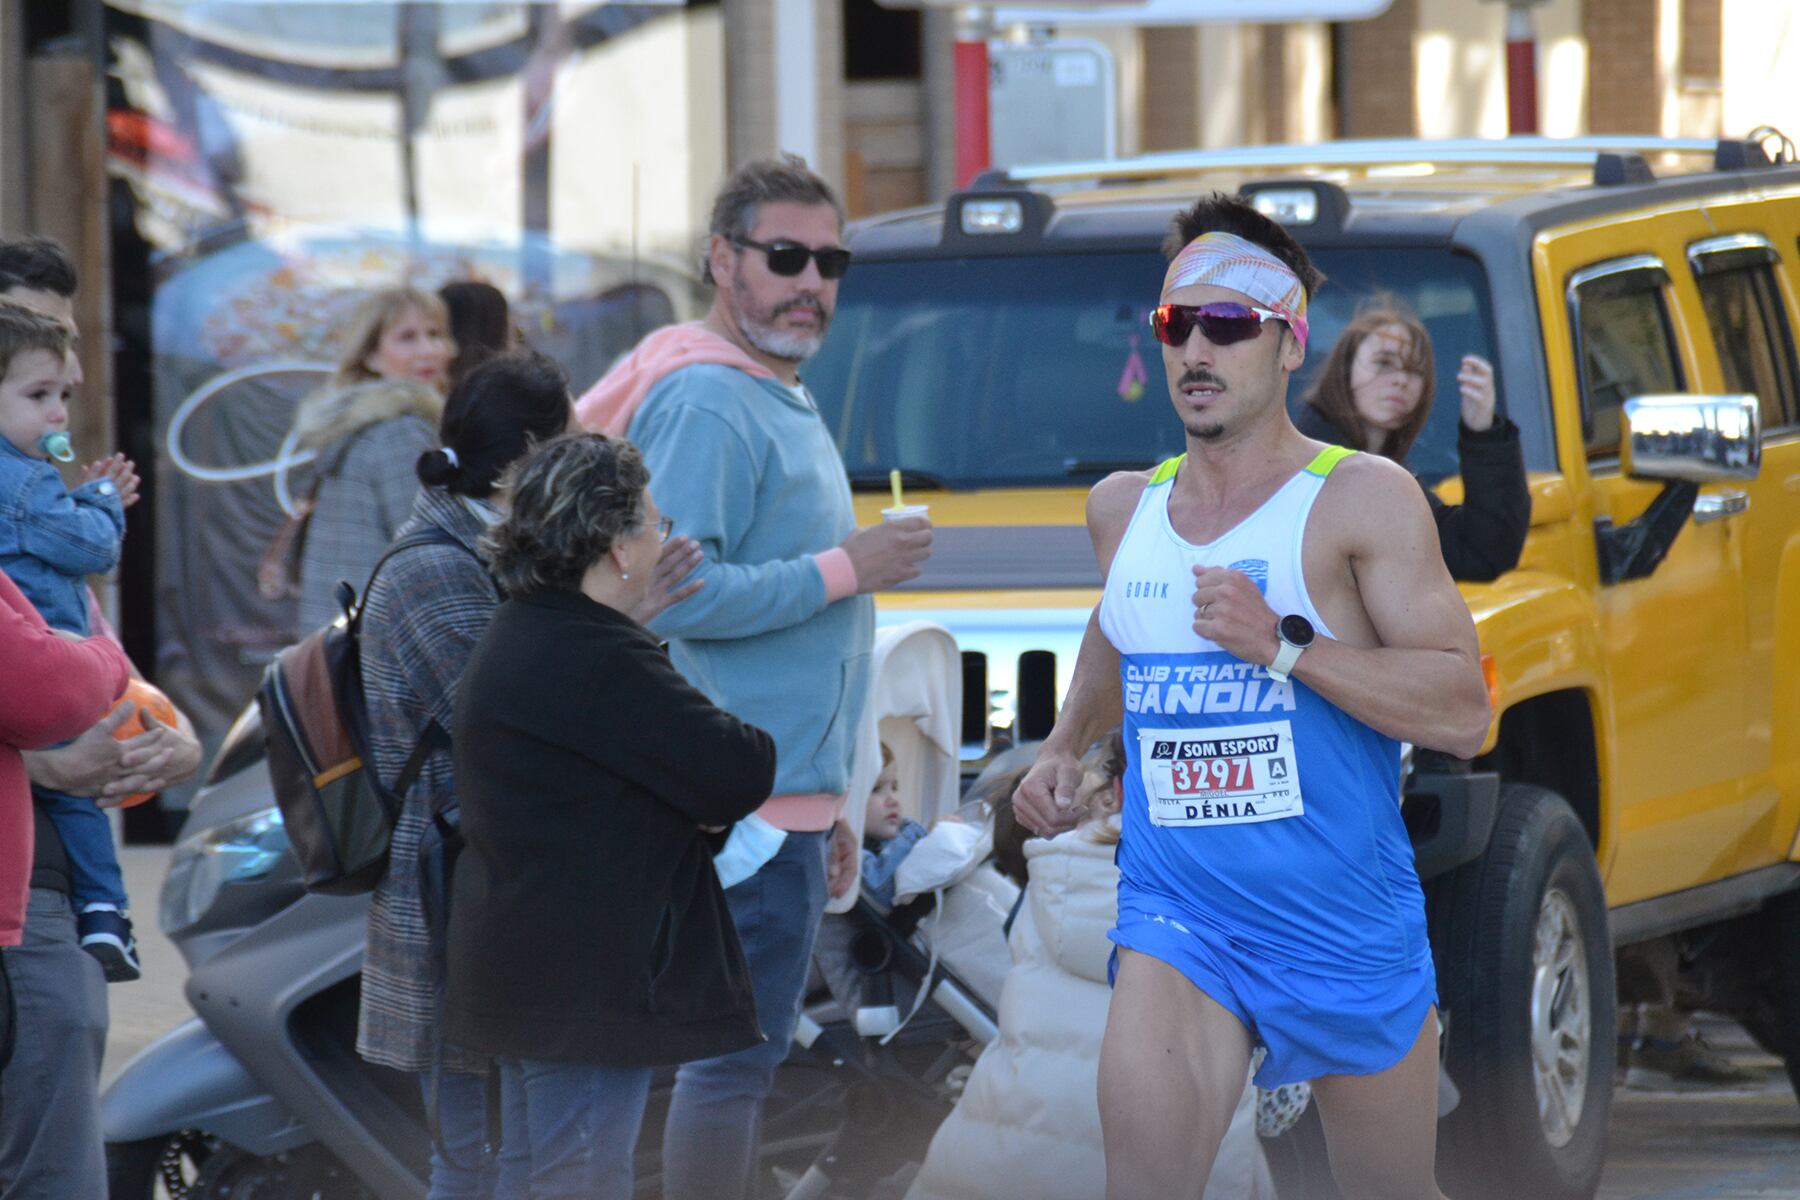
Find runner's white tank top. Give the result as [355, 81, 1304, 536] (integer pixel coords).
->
[1098, 447, 1429, 977]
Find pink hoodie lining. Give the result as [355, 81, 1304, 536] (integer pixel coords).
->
[574, 321, 775, 436]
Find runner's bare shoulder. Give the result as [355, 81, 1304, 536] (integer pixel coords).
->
[1087, 469, 1153, 574]
[1314, 450, 1438, 556]
[1087, 469, 1151, 533]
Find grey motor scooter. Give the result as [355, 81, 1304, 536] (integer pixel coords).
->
[102, 705, 411, 1197]
[102, 704, 956, 1199]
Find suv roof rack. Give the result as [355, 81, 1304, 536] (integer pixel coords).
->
[1000, 136, 1760, 188]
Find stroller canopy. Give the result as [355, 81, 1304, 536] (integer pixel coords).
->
[831, 621, 963, 914]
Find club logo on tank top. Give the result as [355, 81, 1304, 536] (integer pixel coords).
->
[1123, 659, 1296, 716]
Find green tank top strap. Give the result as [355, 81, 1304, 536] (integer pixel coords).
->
[1304, 445, 1356, 477]
[1148, 454, 1186, 485]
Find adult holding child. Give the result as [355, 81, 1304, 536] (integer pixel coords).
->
[445, 432, 775, 1200]
[576, 155, 932, 1200]
[1, 234, 204, 1200]
[284, 285, 453, 630]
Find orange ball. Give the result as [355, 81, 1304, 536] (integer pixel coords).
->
[108, 679, 180, 808]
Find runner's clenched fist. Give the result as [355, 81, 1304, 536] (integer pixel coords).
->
[1191, 564, 1279, 667]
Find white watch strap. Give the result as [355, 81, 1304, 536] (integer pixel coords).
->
[1268, 639, 1304, 683]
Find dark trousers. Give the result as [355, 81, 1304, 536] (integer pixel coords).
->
[0, 889, 108, 1199]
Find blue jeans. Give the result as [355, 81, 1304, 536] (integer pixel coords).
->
[35, 790, 128, 912]
[661, 830, 829, 1200]
[418, 1069, 528, 1200]
[498, 1057, 653, 1200]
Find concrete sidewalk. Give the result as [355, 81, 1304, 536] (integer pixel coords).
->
[102, 846, 192, 1089]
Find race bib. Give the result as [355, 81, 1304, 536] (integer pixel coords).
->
[1137, 720, 1304, 827]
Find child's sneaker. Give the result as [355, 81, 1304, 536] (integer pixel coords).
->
[78, 906, 142, 983]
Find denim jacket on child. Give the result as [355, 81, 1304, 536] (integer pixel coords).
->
[861, 819, 929, 907]
[0, 436, 124, 635]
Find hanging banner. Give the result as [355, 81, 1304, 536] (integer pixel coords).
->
[105, 1, 725, 779]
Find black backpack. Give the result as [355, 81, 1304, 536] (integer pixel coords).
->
[258, 527, 467, 895]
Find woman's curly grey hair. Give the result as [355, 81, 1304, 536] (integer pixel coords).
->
[482, 432, 650, 597]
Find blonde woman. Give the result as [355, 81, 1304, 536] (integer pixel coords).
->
[286, 287, 453, 629]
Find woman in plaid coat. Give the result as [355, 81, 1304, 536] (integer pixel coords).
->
[355, 349, 703, 1197]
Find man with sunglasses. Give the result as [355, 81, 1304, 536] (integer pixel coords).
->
[1013, 193, 1490, 1200]
[579, 156, 931, 1200]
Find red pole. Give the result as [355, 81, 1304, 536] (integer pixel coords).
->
[954, 36, 991, 188]
[1505, 3, 1539, 136]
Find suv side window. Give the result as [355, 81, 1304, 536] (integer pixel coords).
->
[1689, 234, 1799, 431]
[1568, 257, 1683, 460]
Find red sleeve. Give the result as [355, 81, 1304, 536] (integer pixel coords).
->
[0, 569, 131, 750]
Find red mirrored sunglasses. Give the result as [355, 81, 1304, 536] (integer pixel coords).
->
[1149, 302, 1283, 348]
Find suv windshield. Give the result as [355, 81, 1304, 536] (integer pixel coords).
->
[805, 247, 1495, 488]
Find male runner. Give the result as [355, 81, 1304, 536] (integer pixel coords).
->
[1013, 193, 1490, 1200]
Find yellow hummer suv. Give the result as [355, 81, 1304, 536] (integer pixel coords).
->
[804, 134, 1800, 1200]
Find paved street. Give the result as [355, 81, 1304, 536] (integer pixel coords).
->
[102, 847, 1800, 1198]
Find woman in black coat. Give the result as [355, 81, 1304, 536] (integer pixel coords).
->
[446, 432, 776, 1200]
[1295, 299, 1530, 582]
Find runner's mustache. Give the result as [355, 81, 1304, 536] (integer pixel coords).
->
[1179, 370, 1224, 390]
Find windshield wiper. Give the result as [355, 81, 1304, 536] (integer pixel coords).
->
[848, 468, 952, 492]
[1064, 458, 1156, 476]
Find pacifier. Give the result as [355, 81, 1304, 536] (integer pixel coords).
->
[37, 431, 74, 462]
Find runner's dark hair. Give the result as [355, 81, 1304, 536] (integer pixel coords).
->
[1163, 192, 1325, 303]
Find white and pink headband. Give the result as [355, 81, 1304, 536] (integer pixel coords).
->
[1162, 231, 1310, 351]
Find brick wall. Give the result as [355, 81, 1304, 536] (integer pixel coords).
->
[1338, 0, 1417, 137]
[1681, 0, 1721, 82]
[1140, 29, 1200, 152]
[1585, 0, 1661, 133]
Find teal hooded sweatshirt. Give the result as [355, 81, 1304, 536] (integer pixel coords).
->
[629, 364, 875, 812]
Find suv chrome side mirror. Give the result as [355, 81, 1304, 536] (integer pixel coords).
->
[1622, 393, 1761, 483]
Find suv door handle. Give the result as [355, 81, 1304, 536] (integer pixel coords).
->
[1694, 490, 1750, 523]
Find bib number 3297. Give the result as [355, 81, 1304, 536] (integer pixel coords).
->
[1138, 719, 1304, 827]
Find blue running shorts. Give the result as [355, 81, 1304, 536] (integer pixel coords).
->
[1109, 894, 1437, 1088]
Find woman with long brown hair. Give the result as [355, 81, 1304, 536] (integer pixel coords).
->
[284, 286, 454, 629]
[1295, 297, 1529, 582]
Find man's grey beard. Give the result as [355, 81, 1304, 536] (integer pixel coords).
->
[741, 317, 827, 362]
[734, 279, 830, 362]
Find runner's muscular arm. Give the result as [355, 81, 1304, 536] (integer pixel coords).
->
[1193, 460, 1490, 757]
[1012, 471, 1141, 836]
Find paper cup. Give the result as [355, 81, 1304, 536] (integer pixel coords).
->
[881, 504, 930, 523]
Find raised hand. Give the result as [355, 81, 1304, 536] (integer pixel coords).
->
[1457, 355, 1497, 432]
[629, 534, 705, 625]
[84, 453, 142, 509]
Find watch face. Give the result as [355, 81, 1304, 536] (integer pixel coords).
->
[1279, 614, 1316, 647]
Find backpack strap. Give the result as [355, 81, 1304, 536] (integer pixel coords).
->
[339, 525, 488, 628]
[392, 720, 451, 802]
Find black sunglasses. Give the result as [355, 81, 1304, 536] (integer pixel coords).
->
[734, 237, 852, 280]
[1149, 302, 1283, 348]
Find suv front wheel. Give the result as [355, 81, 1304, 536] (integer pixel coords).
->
[1430, 783, 1616, 1200]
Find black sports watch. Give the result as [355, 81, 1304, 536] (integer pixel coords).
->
[1269, 614, 1316, 683]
